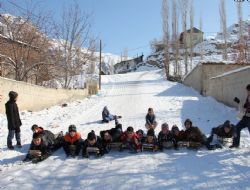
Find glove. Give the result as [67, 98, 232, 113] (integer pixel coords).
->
[234, 97, 240, 104]
[32, 158, 41, 163]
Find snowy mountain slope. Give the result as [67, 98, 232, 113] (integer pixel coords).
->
[0, 69, 250, 189]
[147, 19, 250, 75]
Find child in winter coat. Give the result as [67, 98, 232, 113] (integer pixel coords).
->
[24, 133, 52, 163]
[145, 108, 158, 130]
[121, 126, 141, 152]
[63, 125, 82, 157]
[230, 84, 250, 148]
[100, 123, 123, 153]
[82, 130, 104, 158]
[142, 129, 158, 152]
[183, 119, 207, 148]
[158, 123, 175, 150]
[31, 124, 63, 151]
[102, 106, 122, 123]
[207, 120, 234, 148]
[136, 129, 145, 144]
[6, 91, 22, 150]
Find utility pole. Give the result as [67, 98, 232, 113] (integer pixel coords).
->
[99, 40, 102, 90]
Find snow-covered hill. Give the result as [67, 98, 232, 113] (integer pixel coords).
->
[147, 19, 250, 75]
[0, 69, 249, 189]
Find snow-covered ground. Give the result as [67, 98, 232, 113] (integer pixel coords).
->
[0, 69, 250, 190]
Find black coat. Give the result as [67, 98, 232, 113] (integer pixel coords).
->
[211, 125, 234, 138]
[102, 107, 110, 121]
[244, 96, 250, 115]
[145, 114, 156, 125]
[36, 127, 58, 150]
[5, 98, 22, 130]
[25, 140, 51, 162]
[82, 136, 104, 156]
[100, 125, 122, 143]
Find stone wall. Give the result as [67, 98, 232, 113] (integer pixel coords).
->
[207, 66, 250, 107]
[0, 77, 89, 113]
[182, 62, 249, 107]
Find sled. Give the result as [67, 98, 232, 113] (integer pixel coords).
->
[162, 141, 174, 149]
[28, 150, 42, 157]
[177, 141, 202, 149]
[217, 137, 232, 145]
[86, 147, 100, 153]
[84, 147, 101, 158]
[141, 143, 156, 152]
[108, 142, 123, 149]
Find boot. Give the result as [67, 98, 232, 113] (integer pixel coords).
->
[8, 144, 15, 150]
[17, 142, 22, 148]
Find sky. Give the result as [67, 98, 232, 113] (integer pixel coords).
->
[1, 0, 250, 58]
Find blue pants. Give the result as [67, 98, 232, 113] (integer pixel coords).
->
[7, 129, 21, 146]
[233, 116, 250, 146]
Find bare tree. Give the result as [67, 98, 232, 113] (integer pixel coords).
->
[219, 0, 228, 60]
[180, 0, 189, 74]
[236, 2, 245, 63]
[53, 2, 96, 88]
[161, 0, 170, 78]
[189, 0, 194, 71]
[172, 0, 180, 76]
[199, 13, 204, 60]
[0, 3, 53, 83]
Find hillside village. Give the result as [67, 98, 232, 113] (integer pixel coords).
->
[0, 12, 249, 88]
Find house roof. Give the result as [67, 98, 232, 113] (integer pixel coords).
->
[185, 27, 203, 33]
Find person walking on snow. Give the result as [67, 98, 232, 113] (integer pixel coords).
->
[6, 91, 22, 150]
[230, 84, 250, 148]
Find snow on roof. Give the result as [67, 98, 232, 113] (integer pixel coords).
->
[185, 27, 203, 33]
[200, 60, 235, 65]
[211, 65, 250, 79]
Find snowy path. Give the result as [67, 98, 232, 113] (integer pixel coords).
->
[0, 69, 250, 190]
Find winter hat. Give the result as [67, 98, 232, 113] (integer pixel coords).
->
[246, 84, 250, 91]
[68, 125, 77, 132]
[223, 120, 231, 129]
[161, 123, 169, 129]
[33, 132, 42, 139]
[127, 126, 134, 133]
[136, 129, 144, 135]
[184, 119, 192, 126]
[116, 123, 122, 130]
[9, 91, 18, 101]
[31, 124, 39, 131]
[171, 125, 179, 133]
[148, 108, 153, 112]
[147, 129, 155, 137]
[87, 130, 96, 140]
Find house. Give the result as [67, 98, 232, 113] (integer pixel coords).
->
[114, 55, 143, 74]
[180, 27, 204, 48]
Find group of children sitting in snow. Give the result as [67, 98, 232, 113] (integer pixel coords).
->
[23, 107, 235, 163]
[5, 84, 249, 163]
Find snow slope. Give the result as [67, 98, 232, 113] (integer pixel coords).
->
[0, 69, 250, 190]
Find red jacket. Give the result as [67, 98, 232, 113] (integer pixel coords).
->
[121, 132, 140, 150]
[64, 132, 81, 145]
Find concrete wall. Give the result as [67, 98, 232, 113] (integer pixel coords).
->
[182, 64, 202, 94]
[202, 64, 243, 96]
[0, 77, 89, 113]
[183, 63, 244, 95]
[207, 67, 250, 107]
